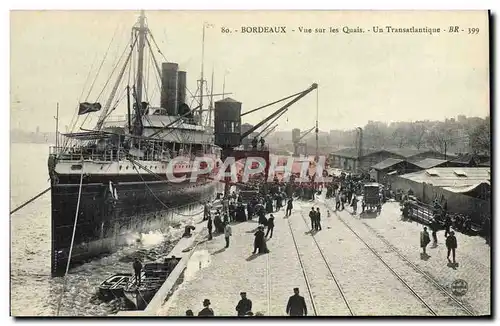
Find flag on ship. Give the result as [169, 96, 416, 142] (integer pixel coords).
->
[78, 102, 102, 115]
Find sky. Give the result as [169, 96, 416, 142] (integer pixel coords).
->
[10, 10, 490, 133]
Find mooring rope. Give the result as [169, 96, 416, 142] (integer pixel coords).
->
[128, 159, 207, 218]
[55, 164, 85, 316]
[10, 186, 51, 215]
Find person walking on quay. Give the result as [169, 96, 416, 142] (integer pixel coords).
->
[430, 218, 439, 245]
[224, 222, 232, 248]
[185, 309, 194, 316]
[444, 214, 451, 237]
[253, 226, 265, 254]
[446, 231, 458, 264]
[253, 226, 269, 254]
[266, 214, 275, 238]
[286, 288, 307, 316]
[335, 191, 341, 210]
[207, 217, 213, 241]
[286, 197, 293, 217]
[236, 292, 252, 316]
[133, 258, 142, 286]
[315, 208, 322, 231]
[420, 226, 431, 255]
[198, 299, 215, 316]
[309, 207, 316, 230]
[351, 195, 358, 215]
[203, 202, 210, 221]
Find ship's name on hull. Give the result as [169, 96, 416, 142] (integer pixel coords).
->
[241, 26, 287, 33]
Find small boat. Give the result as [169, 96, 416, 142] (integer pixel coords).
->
[98, 273, 133, 302]
[124, 257, 181, 310]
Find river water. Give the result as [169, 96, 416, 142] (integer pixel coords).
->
[10, 143, 205, 316]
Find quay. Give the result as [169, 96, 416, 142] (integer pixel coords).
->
[118, 196, 490, 317]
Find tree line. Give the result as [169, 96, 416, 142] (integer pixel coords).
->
[270, 115, 490, 156]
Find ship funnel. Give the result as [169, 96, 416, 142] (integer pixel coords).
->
[177, 71, 187, 110]
[161, 62, 179, 115]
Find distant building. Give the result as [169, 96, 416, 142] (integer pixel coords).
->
[450, 153, 490, 167]
[413, 158, 451, 169]
[369, 158, 420, 183]
[329, 147, 449, 174]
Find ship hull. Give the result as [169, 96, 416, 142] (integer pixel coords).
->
[50, 174, 217, 276]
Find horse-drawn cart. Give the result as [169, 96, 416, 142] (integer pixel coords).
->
[362, 183, 381, 213]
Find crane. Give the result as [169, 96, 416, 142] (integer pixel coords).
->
[260, 124, 278, 139]
[293, 126, 315, 157]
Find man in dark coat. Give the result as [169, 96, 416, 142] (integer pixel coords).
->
[315, 208, 322, 231]
[235, 292, 252, 316]
[207, 218, 213, 240]
[198, 299, 215, 316]
[446, 231, 458, 264]
[286, 288, 307, 316]
[420, 226, 430, 255]
[266, 214, 275, 238]
[286, 198, 293, 217]
[132, 258, 142, 286]
[308, 207, 316, 230]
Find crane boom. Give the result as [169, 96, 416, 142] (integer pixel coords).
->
[296, 126, 315, 142]
[240, 83, 318, 140]
[261, 124, 278, 139]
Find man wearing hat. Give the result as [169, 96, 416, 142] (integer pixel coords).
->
[286, 287, 307, 316]
[198, 299, 214, 316]
[235, 292, 252, 316]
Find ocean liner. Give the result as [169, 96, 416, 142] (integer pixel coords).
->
[48, 11, 220, 276]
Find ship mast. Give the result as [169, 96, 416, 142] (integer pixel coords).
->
[131, 10, 147, 136]
[208, 68, 214, 127]
[198, 23, 207, 122]
[136, 10, 146, 107]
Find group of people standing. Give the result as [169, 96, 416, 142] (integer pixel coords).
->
[308, 207, 322, 231]
[420, 226, 458, 264]
[185, 287, 308, 317]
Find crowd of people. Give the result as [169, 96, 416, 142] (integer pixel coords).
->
[171, 168, 489, 316]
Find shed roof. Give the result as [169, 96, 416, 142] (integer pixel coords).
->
[398, 167, 491, 188]
[384, 148, 433, 158]
[413, 158, 449, 169]
[371, 158, 404, 171]
[330, 147, 381, 159]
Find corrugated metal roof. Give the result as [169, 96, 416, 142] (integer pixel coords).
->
[385, 148, 432, 158]
[442, 183, 489, 193]
[371, 158, 404, 170]
[413, 158, 449, 169]
[398, 167, 490, 187]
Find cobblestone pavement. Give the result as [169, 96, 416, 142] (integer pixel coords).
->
[156, 197, 490, 317]
[315, 195, 490, 316]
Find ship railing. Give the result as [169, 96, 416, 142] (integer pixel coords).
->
[51, 145, 216, 163]
[51, 146, 122, 162]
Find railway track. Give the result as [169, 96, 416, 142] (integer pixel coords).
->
[361, 221, 476, 316]
[286, 211, 354, 316]
[320, 200, 475, 316]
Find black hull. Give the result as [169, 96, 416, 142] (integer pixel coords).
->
[50, 174, 216, 276]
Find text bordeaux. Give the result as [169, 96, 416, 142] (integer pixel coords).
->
[241, 26, 287, 33]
